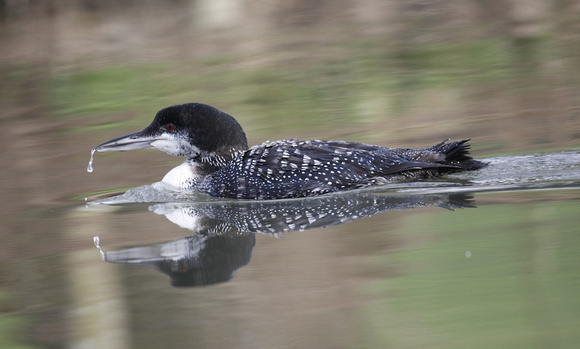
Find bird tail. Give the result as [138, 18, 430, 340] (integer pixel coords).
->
[428, 139, 487, 170]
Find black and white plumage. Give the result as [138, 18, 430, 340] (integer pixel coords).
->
[91, 103, 487, 200]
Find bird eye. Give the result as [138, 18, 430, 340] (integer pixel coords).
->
[165, 123, 176, 132]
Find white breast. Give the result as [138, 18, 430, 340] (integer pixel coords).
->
[161, 161, 200, 190]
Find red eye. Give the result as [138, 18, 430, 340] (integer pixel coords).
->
[166, 124, 175, 132]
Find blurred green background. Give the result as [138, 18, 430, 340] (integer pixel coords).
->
[2, 0, 578, 153]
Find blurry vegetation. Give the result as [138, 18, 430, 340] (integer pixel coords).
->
[47, 37, 524, 142]
[1, 0, 578, 150]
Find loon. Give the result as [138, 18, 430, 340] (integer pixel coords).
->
[90, 103, 487, 200]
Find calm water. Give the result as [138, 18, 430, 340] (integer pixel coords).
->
[1, 2, 580, 348]
[4, 151, 579, 348]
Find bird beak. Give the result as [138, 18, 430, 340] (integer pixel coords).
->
[93, 131, 162, 152]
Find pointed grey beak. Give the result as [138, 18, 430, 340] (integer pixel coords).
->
[93, 131, 162, 152]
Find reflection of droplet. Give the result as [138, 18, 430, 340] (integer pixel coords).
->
[465, 250, 472, 258]
[93, 236, 106, 260]
[87, 148, 96, 173]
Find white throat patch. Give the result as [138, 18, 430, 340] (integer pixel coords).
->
[150, 133, 201, 157]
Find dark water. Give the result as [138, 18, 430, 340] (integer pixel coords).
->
[43, 151, 575, 348]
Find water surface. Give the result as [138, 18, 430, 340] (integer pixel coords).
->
[59, 151, 580, 348]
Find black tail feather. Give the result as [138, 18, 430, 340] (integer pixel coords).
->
[429, 139, 487, 170]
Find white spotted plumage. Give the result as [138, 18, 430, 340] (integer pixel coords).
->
[192, 138, 478, 200]
[94, 103, 486, 199]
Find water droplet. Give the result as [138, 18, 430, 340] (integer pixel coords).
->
[87, 148, 96, 173]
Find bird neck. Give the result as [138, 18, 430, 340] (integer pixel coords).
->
[191, 147, 245, 170]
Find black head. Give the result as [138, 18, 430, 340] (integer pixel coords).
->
[93, 103, 248, 162]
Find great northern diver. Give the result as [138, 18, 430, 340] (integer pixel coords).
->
[90, 103, 487, 200]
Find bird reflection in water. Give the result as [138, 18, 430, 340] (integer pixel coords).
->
[93, 192, 476, 287]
